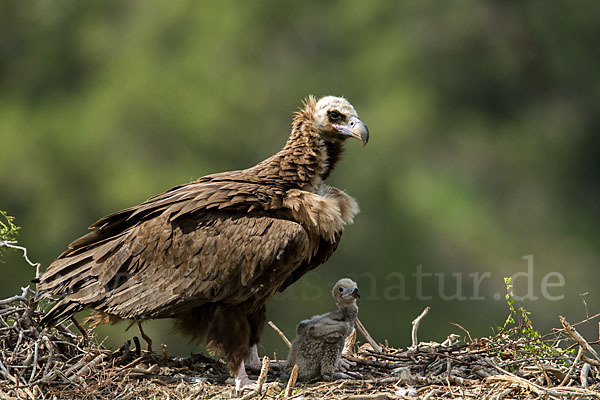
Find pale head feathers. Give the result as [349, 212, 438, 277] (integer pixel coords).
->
[332, 278, 360, 305]
[293, 95, 359, 133]
[314, 96, 358, 130]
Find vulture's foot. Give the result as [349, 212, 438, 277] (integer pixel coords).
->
[233, 361, 257, 395]
[332, 357, 362, 379]
[337, 357, 356, 370]
[234, 377, 258, 395]
[244, 344, 262, 371]
[327, 371, 362, 380]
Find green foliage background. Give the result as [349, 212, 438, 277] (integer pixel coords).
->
[1, 1, 599, 357]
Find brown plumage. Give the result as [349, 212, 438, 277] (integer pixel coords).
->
[39, 95, 369, 391]
[285, 278, 360, 381]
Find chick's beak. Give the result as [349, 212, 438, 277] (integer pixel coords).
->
[333, 116, 369, 146]
[352, 287, 361, 299]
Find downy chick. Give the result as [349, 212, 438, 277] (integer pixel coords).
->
[286, 278, 360, 381]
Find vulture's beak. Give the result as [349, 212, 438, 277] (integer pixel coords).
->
[333, 116, 369, 146]
[352, 287, 361, 299]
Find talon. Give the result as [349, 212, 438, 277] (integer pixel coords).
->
[332, 371, 362, 380]
[337, 357, 356, 370]
[234, 361, 258, 395]
[235, 377, 258, 395]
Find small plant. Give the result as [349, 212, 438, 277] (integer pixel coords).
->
[491, 277, 575, 364]
[0, 210, 19, 258]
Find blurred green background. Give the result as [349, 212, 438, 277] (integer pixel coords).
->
[2, 1, 599, 358]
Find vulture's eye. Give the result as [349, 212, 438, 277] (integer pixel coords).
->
[338, 287, 344, 293]
[328, 110, 343, 123]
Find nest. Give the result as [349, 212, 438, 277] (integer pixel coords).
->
[1, 244, 599, 399]
[1, 283, 600, 400]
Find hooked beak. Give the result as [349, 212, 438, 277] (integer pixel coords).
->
[333, 116, 369, 146]
[352, 287, 361, 299]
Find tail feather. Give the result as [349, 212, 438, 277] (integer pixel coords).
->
[39, 300, 84, 326]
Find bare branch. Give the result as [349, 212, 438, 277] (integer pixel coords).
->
[268, 320, 291, 349]
[356, 318, 382, 352]
[560, 315, 600, 362]
[411, 306, 430, 348]
[0, 241, 40, 269]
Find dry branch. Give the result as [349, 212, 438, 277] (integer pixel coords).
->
[285, 364, 298, 398]
[411, 306, 430, 348]
[355, 318, 382, 353]
[268, 320, 292, 348]
[560, 315, 600, 362]
[256, 356, 269, 394]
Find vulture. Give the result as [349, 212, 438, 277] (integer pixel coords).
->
[39, 95, 369, 392]
[285, 278, 360, 381]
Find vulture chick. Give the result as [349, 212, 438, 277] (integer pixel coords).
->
[286, 278, 360, 381]
[39, 95, 369, 393]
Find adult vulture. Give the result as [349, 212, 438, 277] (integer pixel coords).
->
[39, 95, 369, 391]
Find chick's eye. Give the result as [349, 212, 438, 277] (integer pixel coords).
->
[328, 111, 342, 123]
[338, 287, 344, 292]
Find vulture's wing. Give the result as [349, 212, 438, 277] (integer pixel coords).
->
[306, 321, 348, 343]
[278, 232, 340, 292]
[40, 178, 309, 324]
[57, 174, 286, 258]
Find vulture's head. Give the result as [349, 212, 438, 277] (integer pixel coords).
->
[332, 278, 361, 305]
[299, 95, 369, 146]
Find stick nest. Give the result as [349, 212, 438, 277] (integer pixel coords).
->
[1, 286, 599, 399]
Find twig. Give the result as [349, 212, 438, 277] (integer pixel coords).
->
[561, 346, 583, 386]
[0, 359, 18, 385]
[450, 322, 473, 343]
[422, 388, 442, 400]
[355, 318, 382, 352]
[0, 241, 40, 269]
[411, 307, 430, 348]
[161, 343, 168, 365]
[69, 353, 105, 382]
[0, 287, 30, 306]
[284, 364, 298, 399]
[571, 311, 600, 328]
[69, 316, 88, 345]
[487, 362, 600, 398]
[63, 353, 95, 378]
[581, 354, 600, 367]
[268, 320, 291, 349]
[256, 356, 269, 394]
[534, 357, 552, 387]
[28, 341, 39, 383]
[137, 322, 153, 353]
[441, 333, 460, 347]
[41, 335, 54, 382]
[343, 327, 356, 356]
[580, 362, 591, 389]
[580, 292, 590, 319]
[560, 316, 600, 362]
[345, 355, 402, 369]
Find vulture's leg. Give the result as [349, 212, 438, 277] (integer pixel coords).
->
[137, 322, 153, 353]
[245, 306, 267, 370]
[70, 316, 88, 345]
[234, 360, 258, 395]
[244, 343, 262, 370]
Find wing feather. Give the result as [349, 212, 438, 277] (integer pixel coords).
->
[41, 210, 310, 323]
